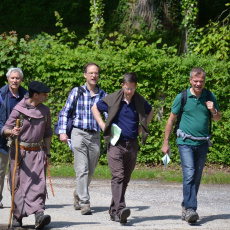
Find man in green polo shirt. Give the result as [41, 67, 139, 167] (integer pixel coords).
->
[161, 67, 221, 224]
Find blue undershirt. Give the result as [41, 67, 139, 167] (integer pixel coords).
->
[97, 98, 152, 140]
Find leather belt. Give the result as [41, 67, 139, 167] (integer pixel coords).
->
[19, 145, 43, 151]
[76, 127, 96, 133]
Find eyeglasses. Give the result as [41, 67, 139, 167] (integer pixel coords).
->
[124, 87, 136, 92]
[87, 72, 99, 76]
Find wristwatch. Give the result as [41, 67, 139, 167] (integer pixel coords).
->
[212, 108, 218, 116]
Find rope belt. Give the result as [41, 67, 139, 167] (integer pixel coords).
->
[19, 145, 43, 151]
[18, 141, 44, 151]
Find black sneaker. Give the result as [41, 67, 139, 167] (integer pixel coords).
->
[185, 208, 199, 224]
[119, 208, 131, 224]
[35, 212, 51, 229]
[12, 216, 22, 227]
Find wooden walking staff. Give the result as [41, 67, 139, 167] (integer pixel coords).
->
[46, 156, 55, 197]
[8, 119, 20, 228]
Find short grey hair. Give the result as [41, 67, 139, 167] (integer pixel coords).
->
[6, 67, 24, 79]
[190, 67, 206, 79]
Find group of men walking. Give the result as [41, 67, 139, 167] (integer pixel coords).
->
[0, 63, 221, 228]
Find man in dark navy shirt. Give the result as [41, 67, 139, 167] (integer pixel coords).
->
[92, 73, 154, 224]
[0, 68, 27, 208]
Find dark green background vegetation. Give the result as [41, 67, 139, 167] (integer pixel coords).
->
[0, 1, 229, 166]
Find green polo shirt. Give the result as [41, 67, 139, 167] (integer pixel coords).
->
[172, 87, 219, 146]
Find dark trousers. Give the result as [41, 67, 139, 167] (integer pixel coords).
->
[107, 138, 139, 216]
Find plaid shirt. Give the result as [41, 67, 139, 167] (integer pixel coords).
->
[58, 84, 107, 133]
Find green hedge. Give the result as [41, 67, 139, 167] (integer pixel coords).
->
[1, 32, 229, 165]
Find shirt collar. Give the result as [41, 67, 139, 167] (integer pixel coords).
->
[8, 90, 20, 99]
[187, 87, 206, 98]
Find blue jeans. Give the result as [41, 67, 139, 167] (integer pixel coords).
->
[178, 143, 208, 210]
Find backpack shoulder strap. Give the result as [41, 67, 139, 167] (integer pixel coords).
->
[71, 86, 85, 119]
[173, 90, 187, 133]
[204, 88, 212, 102]
[180, 90, 187, 112]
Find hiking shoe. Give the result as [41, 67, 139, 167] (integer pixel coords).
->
[110, 214, 120, 222]
[185, 208, 199, 224]
[0, 201, 3, 208]
[181, 206, 186, 220]
[35, 212, 51, 229]
[73, 190, 81, 210]
[81, 205, 92, 215]
[12, 216, 22, 227]
[119, 208, 130, 224]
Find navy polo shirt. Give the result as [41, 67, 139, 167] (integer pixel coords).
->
[97, 98, 152, 140]
[8, 90, 24, 112]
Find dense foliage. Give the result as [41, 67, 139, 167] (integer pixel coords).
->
[1, 19, 229, 165]
[0, 1, 229, 166]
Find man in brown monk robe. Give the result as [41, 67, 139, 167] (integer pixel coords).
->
[2, 81, 52, 229]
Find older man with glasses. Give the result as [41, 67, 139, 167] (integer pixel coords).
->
[58, 62, 107, 215]
[0, 67, 27, 209]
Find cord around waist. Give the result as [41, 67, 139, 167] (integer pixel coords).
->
[18, 141, 44, 151]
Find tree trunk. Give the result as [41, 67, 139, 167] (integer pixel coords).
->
[129, 0, 155, 31]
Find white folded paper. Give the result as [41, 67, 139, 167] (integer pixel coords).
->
[110, 123, 122, 146]
[162, 153, 171, 168]
[67, 139, 74, 152]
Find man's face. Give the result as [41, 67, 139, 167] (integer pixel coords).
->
[84, 65, 99, 86]
[121, 82, 137, 101]
[8, 71, 23, 92]
[36, 92, 48, 103]
[189, 72, 205, 95]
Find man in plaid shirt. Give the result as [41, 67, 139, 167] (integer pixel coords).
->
[58, 63, 107, 215]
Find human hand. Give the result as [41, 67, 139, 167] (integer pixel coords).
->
[161, 143, 170, 155]
[205, 101, 215, 114]
[59, 133, 68, 144]
[11, 127, 21, 136]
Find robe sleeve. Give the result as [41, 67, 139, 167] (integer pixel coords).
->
[43, 110, 53, 138]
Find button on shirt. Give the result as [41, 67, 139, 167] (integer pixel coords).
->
[97, 98, 152, 140]
[58, 84, 107, 133]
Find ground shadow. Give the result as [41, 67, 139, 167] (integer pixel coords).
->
[44, 221, 100, 229]
[199, 214, 230, 224]
[45, 204, 71, 209]
[91, 206, 108, 213]
[92, 205, 150, 214]
[126, 214, 181, 226]
[1, 221, 101, 230]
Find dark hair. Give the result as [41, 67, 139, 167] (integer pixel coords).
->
[190, 67, 206, 79]
[122, 73, 137, 84]
[28, 89, 39, 98]
[83, 62, 100, 74]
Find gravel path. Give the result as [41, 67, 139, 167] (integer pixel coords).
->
[0, 177, 230, 230]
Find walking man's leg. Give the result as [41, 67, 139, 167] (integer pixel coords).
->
[179, 144, 199, 223]
[0, 152, 8, 208]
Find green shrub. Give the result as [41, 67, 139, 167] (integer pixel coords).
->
[0, 29, 229, 166]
